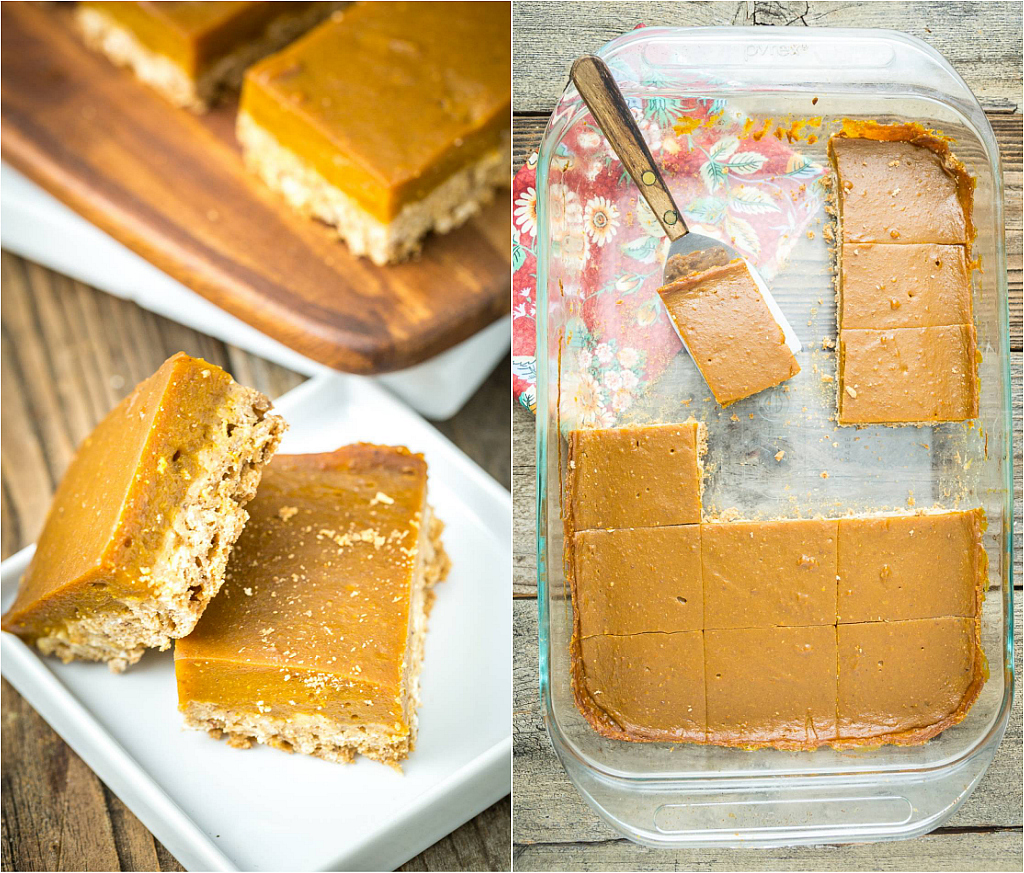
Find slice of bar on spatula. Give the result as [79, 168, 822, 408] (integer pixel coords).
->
[570, 55, 801, 406]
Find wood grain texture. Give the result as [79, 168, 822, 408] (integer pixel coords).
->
[0, 252, 511, 872]
[1, 2, 511, 375]
[515, 832, 1024, 873]
[511, 1, 1023, 868]
[401, 797, 512, 873]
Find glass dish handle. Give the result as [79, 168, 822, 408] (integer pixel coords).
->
[560, 741, 998, 847]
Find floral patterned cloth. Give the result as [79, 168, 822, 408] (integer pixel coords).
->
[512, 97, 826, 415]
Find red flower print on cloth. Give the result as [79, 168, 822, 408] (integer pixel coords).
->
[512, 92, 827, 415]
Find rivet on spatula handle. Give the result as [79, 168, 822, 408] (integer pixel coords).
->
[569, 54, 689, 242]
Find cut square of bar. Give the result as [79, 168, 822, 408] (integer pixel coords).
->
[566, 421, 705, 531]
[839, 243, 972, 330]
[575, 631, 706, 742]
[829, 134, 970, 244]
[237, 1, 510, 264]
[838, 510, 986, 623]
[838, 325, 978, 424]
[76, 2, 342, 112]
[837, 617, 984, 745]
[175, 445, 450, 767]
[1, 353, 285, 671]
[573, 526, 702, 636]
[702, 519, 838, 629]
[658, 260, 800, 406]
[705, 625, 838, 749]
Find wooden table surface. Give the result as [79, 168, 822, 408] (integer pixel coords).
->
[511, 2, 1023, 870]
[0, 256, 512, 870]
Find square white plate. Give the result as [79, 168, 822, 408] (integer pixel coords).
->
[1, 373, 511, 872]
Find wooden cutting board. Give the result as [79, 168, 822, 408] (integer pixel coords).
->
[0, 3, 510, 374]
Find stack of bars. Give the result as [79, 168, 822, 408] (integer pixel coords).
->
[1, 353, 449, 769]
[566, 423, 987, 749]
[75, 1, 511, 264]
[828, 124, 979, 425]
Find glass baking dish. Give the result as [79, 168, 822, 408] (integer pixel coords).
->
[534, 27, 1013, 848]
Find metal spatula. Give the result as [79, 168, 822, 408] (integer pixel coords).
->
[569, 54, 801, 354]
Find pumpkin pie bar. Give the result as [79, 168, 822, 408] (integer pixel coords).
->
[565, 421, 705, 532]
[175, 445, 450, 767]
[658, 259, 800, 406]
[705, 625, 838, 749]
[839, 243, 972, 330]
[838, 510, 986, 623]
[236, 1, 511, 264]
[828, 123, 978, 425]
[574, 631, 706, 743]
[76, 2, 342, 112]
[837, 617, 984, 745]
[828, 132, 972, 244]
[573, 526, 703, 636]
[838, 325, 978, 424]
[1, 353, 285, 671]
[702, 519, 838, 629]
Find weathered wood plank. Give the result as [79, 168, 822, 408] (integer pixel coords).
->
[513, 1, 1024, 114]
[400, 797, 512, 872]
[0, 253, 510, 871]
[55, 755, 120, 872]
[512, 600, 1024, 860]
[100, 786, 166, 873]
[514, 829, 1024, 872]
[1, 678, 71, 872]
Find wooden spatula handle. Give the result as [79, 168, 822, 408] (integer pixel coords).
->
[570, 54, 688, 242]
